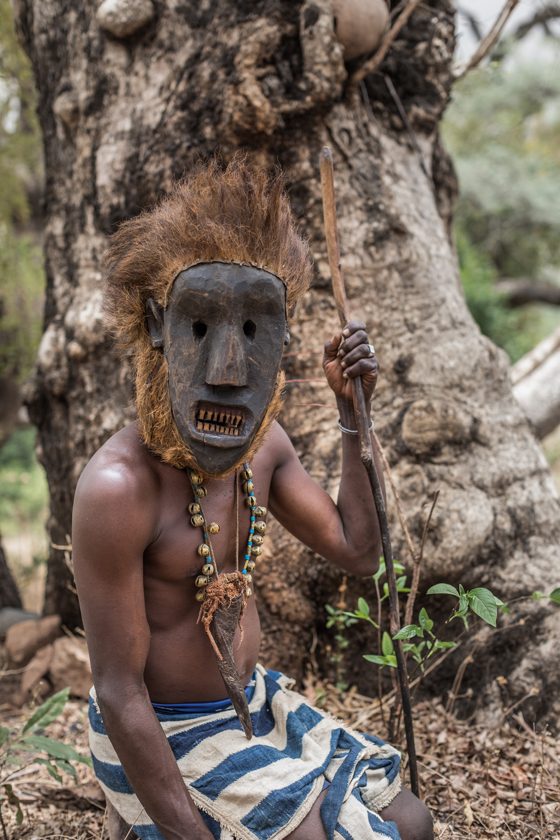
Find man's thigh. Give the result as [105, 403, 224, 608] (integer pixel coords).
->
[380, 788, 434, 840]
[284, 789, 328, 840]
[285, 786, 433, 840]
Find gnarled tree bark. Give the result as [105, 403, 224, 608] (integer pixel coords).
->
[17, 0, 560, 723]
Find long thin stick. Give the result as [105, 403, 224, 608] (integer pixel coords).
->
[454, 0, 521, 80]
[319, 146, 419, 797]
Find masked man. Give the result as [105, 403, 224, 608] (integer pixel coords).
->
[73, 157, 432, 840]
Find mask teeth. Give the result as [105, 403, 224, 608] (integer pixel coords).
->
[195, 412, 242, 436]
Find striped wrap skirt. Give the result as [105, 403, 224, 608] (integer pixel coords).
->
[88, 664, 402, 840]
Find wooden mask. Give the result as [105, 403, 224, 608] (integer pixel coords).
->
[146, 261, 288, 476]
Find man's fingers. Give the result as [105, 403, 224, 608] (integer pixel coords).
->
[324, 332, 343, 357]
[342, 357, 378, 380]
[341, 319, 366, 338]
[340, 343, 375, 368]
[337, 329, 368, 356]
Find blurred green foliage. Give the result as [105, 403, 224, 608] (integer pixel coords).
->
[0, 427, 47, 536]
[443, 60, 560, 362]
[0, 0, 44, 386]
[456, 227, 555, 363]
[0, 0, 42, 227]
[0, 1, 47, 564]
[0, 230, 44, 383]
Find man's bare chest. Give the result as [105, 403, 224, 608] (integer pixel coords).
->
[143, 464, 272, 586]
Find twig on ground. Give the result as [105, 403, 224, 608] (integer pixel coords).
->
[446, 651, 474, 715]
[454, 0, 521, 80]
[499, 686, 540, 722]
[0, 805, 9, 840]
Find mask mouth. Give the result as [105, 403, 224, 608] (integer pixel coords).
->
[194, 401, 245, 437]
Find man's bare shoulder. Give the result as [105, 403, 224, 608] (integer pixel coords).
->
[256, 421, 297, 471]
[74, 423, 160, 513]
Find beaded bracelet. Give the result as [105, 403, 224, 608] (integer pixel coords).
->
[337, 418, 374, 435]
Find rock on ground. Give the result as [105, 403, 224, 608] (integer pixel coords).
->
[4, 615, 61, 666]
[50, 635, 92, 699]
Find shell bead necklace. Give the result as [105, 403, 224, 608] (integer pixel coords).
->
[187, 463, 267, 602]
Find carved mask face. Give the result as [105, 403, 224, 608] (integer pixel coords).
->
[146, 262, 288, 476]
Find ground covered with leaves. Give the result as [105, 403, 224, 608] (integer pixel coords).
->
[0, 672, 558, 840]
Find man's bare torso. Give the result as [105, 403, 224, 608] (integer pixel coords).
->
[79, 421, 283, 703]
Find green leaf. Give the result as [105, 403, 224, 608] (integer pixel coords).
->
[21, 734, 90, 765]
[382, 631, 394, 657]
[56, 758, 78, 781]
[426, 639, 456, 658]
[434, 640, 457, 651]
[467, 588, 498, 627]
[22, 688, 69, 734]
[532, 591, 546, 600]
[0, 726, 9, 747]
[364, 653, 397, 668]
[549, 588, 560, 605]
[45, 762, 63, 783]
[418, 608, 434, 632]
[427, 583, 459, 598]
[357, 597, 370, 616]
[393, 624, 422, 641]
[363, 654, 388, 666]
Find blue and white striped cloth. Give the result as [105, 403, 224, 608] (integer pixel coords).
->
[89, 665, 401, 840]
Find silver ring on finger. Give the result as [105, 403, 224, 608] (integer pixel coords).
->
[367, 344, 376, 357]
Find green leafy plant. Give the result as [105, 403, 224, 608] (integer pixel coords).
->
[426, 583, 507, 629]
[531, 588, 560, 606]
[327, 574, 560, 682]
[325, 602, 357, 691]
[326, 564, 509, 679]
[0, 689, 91, 839]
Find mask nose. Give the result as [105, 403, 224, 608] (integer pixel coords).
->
[205, 324, 248, 387]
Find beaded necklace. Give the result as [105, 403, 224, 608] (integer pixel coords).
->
[186, 463, 265, 739]
[187, 463, 268, 604]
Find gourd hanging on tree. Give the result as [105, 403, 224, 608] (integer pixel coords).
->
[332, 0, 390, 60]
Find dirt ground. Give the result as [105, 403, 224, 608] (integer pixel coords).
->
[0, 665, 558, 840]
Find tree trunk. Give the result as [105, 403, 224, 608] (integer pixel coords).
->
[0, 539, 22, 609]
[17, 0, 560, 722]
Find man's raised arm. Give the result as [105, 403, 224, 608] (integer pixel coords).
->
[269, 320, 384, 577]
[72, 456, 213, 840]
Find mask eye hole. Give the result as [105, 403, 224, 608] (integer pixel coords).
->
[193, 321, 207, 340]
[243, 319, 256, 340]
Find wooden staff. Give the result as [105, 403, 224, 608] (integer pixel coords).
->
[319, 146, 419, 797]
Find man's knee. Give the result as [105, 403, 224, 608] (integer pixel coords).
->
[380, 788, 433, 840]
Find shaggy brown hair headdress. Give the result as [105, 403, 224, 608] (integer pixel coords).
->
[104, 154, 313, 472]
